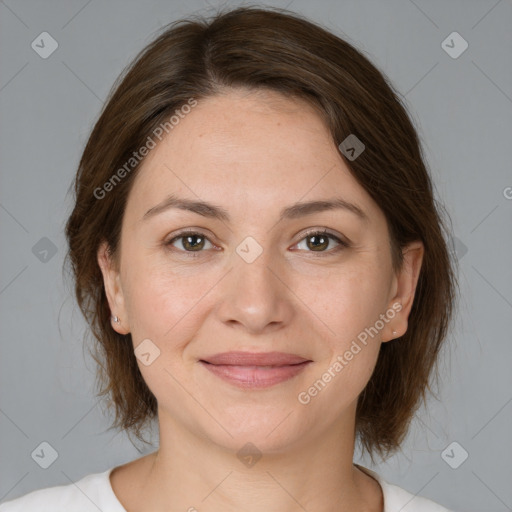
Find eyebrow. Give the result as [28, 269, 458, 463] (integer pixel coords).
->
[142, 194, 369, 223]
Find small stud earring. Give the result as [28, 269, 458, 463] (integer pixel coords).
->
[392, 330, 397, 336]
[112, 315, 119, 323]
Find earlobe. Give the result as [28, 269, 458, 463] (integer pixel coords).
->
[384, 240, 424, 342]
[97, 241, 130, 334]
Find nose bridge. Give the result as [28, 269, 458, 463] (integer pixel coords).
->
[235, 238, 276, 290]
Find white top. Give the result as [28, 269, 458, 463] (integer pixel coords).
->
[0, 464, 454, 511]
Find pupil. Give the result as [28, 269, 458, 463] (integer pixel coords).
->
[309, 235, 327, 251]
[185, 235, 203, 250]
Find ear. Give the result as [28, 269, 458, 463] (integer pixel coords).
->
[382, 240, 424, 342]
[97, 240, 130, 335]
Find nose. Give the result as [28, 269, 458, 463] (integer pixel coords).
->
[215, 244, 295, 335]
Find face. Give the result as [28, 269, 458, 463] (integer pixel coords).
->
[98, 88, 423, 454]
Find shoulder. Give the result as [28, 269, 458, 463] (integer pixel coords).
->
[356, 464, 454, 512]
[0, 468, 126, 512]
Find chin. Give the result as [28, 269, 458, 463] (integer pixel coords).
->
[199, 402, 313, 455]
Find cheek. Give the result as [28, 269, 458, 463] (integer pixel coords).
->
[297, 257, 391, 343]
[122, 264, 206, 393]
[294, 256, 390, 393]
[297, 269, 386, 414]
[121, 259, 188, 336]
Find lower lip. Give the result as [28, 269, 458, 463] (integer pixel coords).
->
[200, 361, 311, 389]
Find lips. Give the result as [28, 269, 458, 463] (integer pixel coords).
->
[199, 351, 312, 389]
[201, 351, 310, 366]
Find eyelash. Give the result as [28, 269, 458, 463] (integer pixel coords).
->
[165, 229, 349, 257]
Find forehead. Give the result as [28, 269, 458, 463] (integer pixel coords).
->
[124, 89, 383, 225]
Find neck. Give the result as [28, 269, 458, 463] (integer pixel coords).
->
[129, 406, 381, 512]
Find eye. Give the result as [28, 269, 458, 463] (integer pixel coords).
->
[293, 229, 348, 253]
[166, 231, 215, 255]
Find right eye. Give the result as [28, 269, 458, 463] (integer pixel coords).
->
[166, 231, 215, 255]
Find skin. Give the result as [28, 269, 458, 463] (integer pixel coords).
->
[98, 88, 423, 512]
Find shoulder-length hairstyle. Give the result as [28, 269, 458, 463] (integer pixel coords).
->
[65, 5, 458, 461]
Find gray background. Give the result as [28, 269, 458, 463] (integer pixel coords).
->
[1, 1, 511, 510]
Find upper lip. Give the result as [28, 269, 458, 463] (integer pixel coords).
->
[200, 351, 311, 366]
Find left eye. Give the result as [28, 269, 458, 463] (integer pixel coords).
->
[294, 230, 347, 253]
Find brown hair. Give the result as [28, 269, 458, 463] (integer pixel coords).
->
[65, 5, 458, 461]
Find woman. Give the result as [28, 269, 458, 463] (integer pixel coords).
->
[0, 6, 458, 512]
